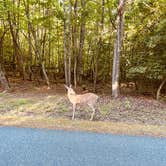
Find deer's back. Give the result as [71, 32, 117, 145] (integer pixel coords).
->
[68, 92, 98, 105]
[76, 93, 98, 104]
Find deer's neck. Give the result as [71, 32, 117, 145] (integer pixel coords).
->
[67, 92, 77, 103]
[68, 92, 76, 97]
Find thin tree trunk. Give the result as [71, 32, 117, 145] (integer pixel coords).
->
[41, 61, 50, 88]
[94, 0, 105, 91]
[0, 29, 10, 91]
[112, 0, 125, 98]
[27, 0, 33, 81]
[156, 78, 166, 100]
[0, 64, 10, 92]
[23, 0, 50, 87]
[73, 0, 78, 88]
[48, 13, 51, 73]
[106, 0, 116, 30]
[77, 0, 86, 85]
[68, 0, 72, 86]
[4, 0, 24, 79]
[63, 0, 68, 85]
[57, 21, 61, 75]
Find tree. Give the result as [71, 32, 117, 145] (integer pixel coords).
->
[0, 0, 165, 98]
[94, 0, 105, 91]
[23, 0, 50, 88]
[0, 27, 10, 91]
[4, 0, 25, 79]
[112, 0, 125, 98]
[77, 0, 86, 84]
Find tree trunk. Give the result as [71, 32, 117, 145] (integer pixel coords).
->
[78, 0, 86, 84]
[73, 0, 78, 88]
[156, 78, 166, 100]
[63, 0, 69, 85]
[27, 0, 33, 81]
[4, 0, 25, 79]
[0, 64, 10, 92]
[68, 0, 72, 86]
[112, 0, 125, 98]
[0, 29, 10, 91]
[57, 21, 62, 75]
[94, 0, 105, 91]
[41, 61, 50, 88]
[23, 0, 50, 87]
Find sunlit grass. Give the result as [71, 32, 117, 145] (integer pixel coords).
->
[5, 99, 33, 108]
[99, 104, 111, 115]
[0, 95, 70, 116]
[0, 115, 166, 138]
[0, 94, 166, 137]
[0, 93, 5, 97]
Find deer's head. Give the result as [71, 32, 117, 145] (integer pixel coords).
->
[64, 85, 76, 95]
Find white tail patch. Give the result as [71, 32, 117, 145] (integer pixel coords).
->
[64, 85, 99, 120]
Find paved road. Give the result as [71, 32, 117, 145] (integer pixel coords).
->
[0, 127, 166, 166]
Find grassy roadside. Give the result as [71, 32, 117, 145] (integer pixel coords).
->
[0, 115, 166, 138]
[0, 92, 166, 138]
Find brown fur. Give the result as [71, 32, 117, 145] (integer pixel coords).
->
[64, 85, 98, 120]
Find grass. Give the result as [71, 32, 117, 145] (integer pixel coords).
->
[100, 104, 111, 115]
[0, 115, 166, 138]
[57, 102, 69, 112]
[124, 99, 132, 109]
[8, 99, 33, 107]
[0, 93, 166, 138]
[0, 93, 5, 97]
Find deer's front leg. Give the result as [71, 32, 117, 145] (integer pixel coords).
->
[72, 103, 76, 120]
[90, 107, 95, 121]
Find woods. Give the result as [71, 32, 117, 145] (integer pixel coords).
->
[0, 0, 165, 98]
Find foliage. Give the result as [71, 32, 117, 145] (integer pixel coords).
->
[0, 0, 165, 93]
[124, 0, 166, 82]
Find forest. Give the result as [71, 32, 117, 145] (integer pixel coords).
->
[0, 0, 166, 99]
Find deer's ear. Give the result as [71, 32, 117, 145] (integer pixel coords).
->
[64, 85, 68, 89]
[69, 84, 72, 88]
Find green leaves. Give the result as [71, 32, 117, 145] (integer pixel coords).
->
[123, 0, 166, 82]
[0, 0, 165, 89]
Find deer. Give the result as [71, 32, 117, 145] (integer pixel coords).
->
[64, 85, 99, 121]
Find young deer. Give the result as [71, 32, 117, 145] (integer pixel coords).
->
[64, 85, 99, 121]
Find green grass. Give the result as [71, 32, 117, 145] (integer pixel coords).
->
[0, 93, 6, 97]
[124, 99, 132, 109]
[57, 103, 69, 112]
[0, 99, 34, 112]
[100, 104, 111, 115]
[0, 94, 166, 138]
[7, 99, 34, 107]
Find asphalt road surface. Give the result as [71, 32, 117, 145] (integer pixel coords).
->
[0, 127, 166, 166]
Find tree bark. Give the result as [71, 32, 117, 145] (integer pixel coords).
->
[73, 0, 78, 88]
[77, 0, 86, 84]
[94, 0, 105, 91]
[68, 0, 72, 86]
[23, 0, 50, 87]
[0, 30, 10, 91]
[112, 0, 125, 98]
[63, 0, 69, 85]
[156, 78, 166, 100]
[41, 61, 50, 88]
[27, 0, 33, 81]
[4, 0, 25, 79]
[0, 64, 10, 92]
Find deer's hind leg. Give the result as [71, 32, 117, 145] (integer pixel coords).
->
[88, 104, 96, 121]
[72, 103, 76, 120]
